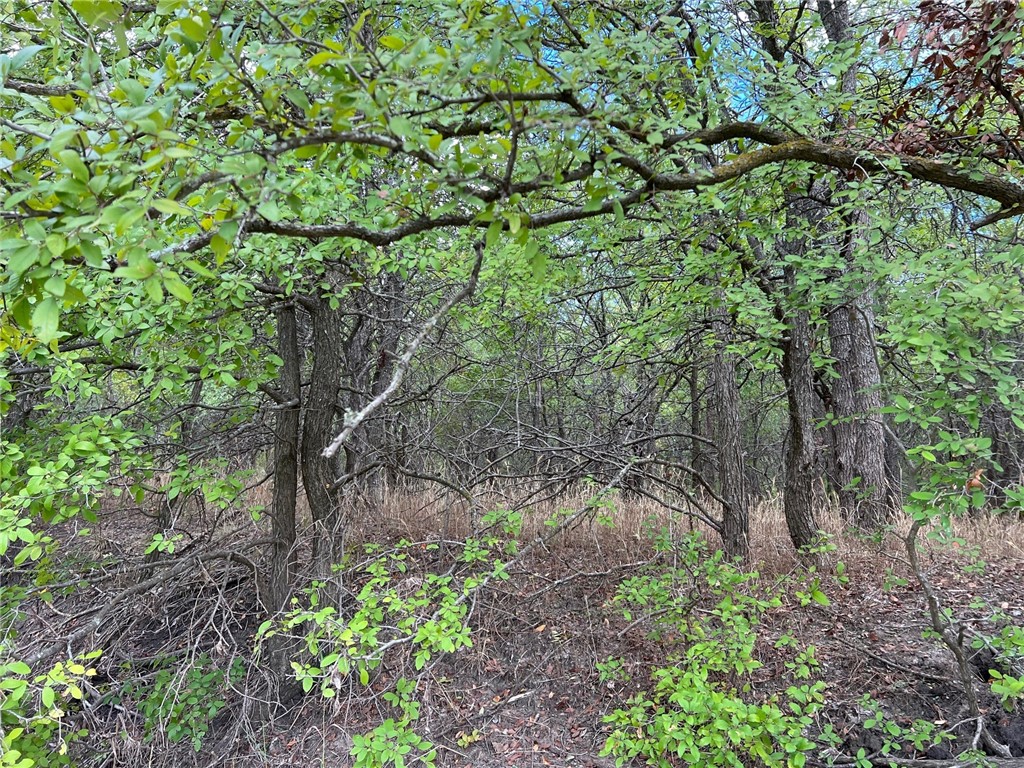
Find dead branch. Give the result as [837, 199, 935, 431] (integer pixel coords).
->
[905, 519, 1011, 758]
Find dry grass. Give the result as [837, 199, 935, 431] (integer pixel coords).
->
[237, 478, 1024, 577]
[96, 472, 1024, 583]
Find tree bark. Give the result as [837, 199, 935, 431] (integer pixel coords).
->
[781, 299, 824, 551]
[302, 292, 345, 587]
[827, 288, 895, 527]
[264, 302, 303, 707]
[268, 303, 300, 612]
[711, 311, 750, 560]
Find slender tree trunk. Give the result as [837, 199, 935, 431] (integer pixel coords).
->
[268, 303, 300, 613]
[265, 303, 302, 706]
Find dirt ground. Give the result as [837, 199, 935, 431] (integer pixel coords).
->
[221, 533, 1023, 767]
[19, 499, 1024, 768]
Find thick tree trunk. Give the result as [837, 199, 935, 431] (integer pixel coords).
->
[712, 333, 750, 560]
[781, 300, 824, 551]
[302, 293, 345, 585]
[827, 290, 895, 527]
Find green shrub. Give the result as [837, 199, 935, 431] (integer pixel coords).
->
[601, 532, 822, 768]
[135, 654, 241, 751]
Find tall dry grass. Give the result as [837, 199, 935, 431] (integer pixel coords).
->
[239, 478, 1024, 577]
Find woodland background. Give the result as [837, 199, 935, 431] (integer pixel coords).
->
[2, 1, 1024, 767]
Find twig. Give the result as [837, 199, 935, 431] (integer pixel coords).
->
[23, 542, 273, 668]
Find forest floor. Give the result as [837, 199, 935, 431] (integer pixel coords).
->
[25, 491, 1024, 768]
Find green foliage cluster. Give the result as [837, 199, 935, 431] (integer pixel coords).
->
[129, 655, 243, 751]
[601, 533, 822, 768]
[0, 651, 100, 767]
[257, 508, 519, 768]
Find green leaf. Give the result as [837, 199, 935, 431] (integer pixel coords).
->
[184, 259, 217, 278]
[45, 233, 67, 256]
[144, 275, 164, 303]
[485, 219, 503, 248]
[9, 45, 46, 73]
[151, 198, 193, 217]
[178, 16, 207, 42]
[43, 275, 66, 297]
[527, 241, 547, 281]
[379, 35, 405, 50]
[308, 51, 341, 69]
[7, 245, 38, 276]
[156, 0, 186, 13]
[31, 298, 60, 343]
[72, 0, 122, 26]
[114, 254, 156, 280]
[257, 201, 283, 222]
[388, 115, 416, 139]
[57, 149, 89, 183]
[163, 275, 194, 303]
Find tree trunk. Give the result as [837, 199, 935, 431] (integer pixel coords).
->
[264, 302, 303, 707]
[268, 303, 300, 613]
[302, 293, 345, 587]
[827, 288, 895, 527]
[711, 311, 750, 560]
[782, 299, 824, 551]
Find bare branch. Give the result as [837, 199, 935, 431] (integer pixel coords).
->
[321, 241, 485, 459]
